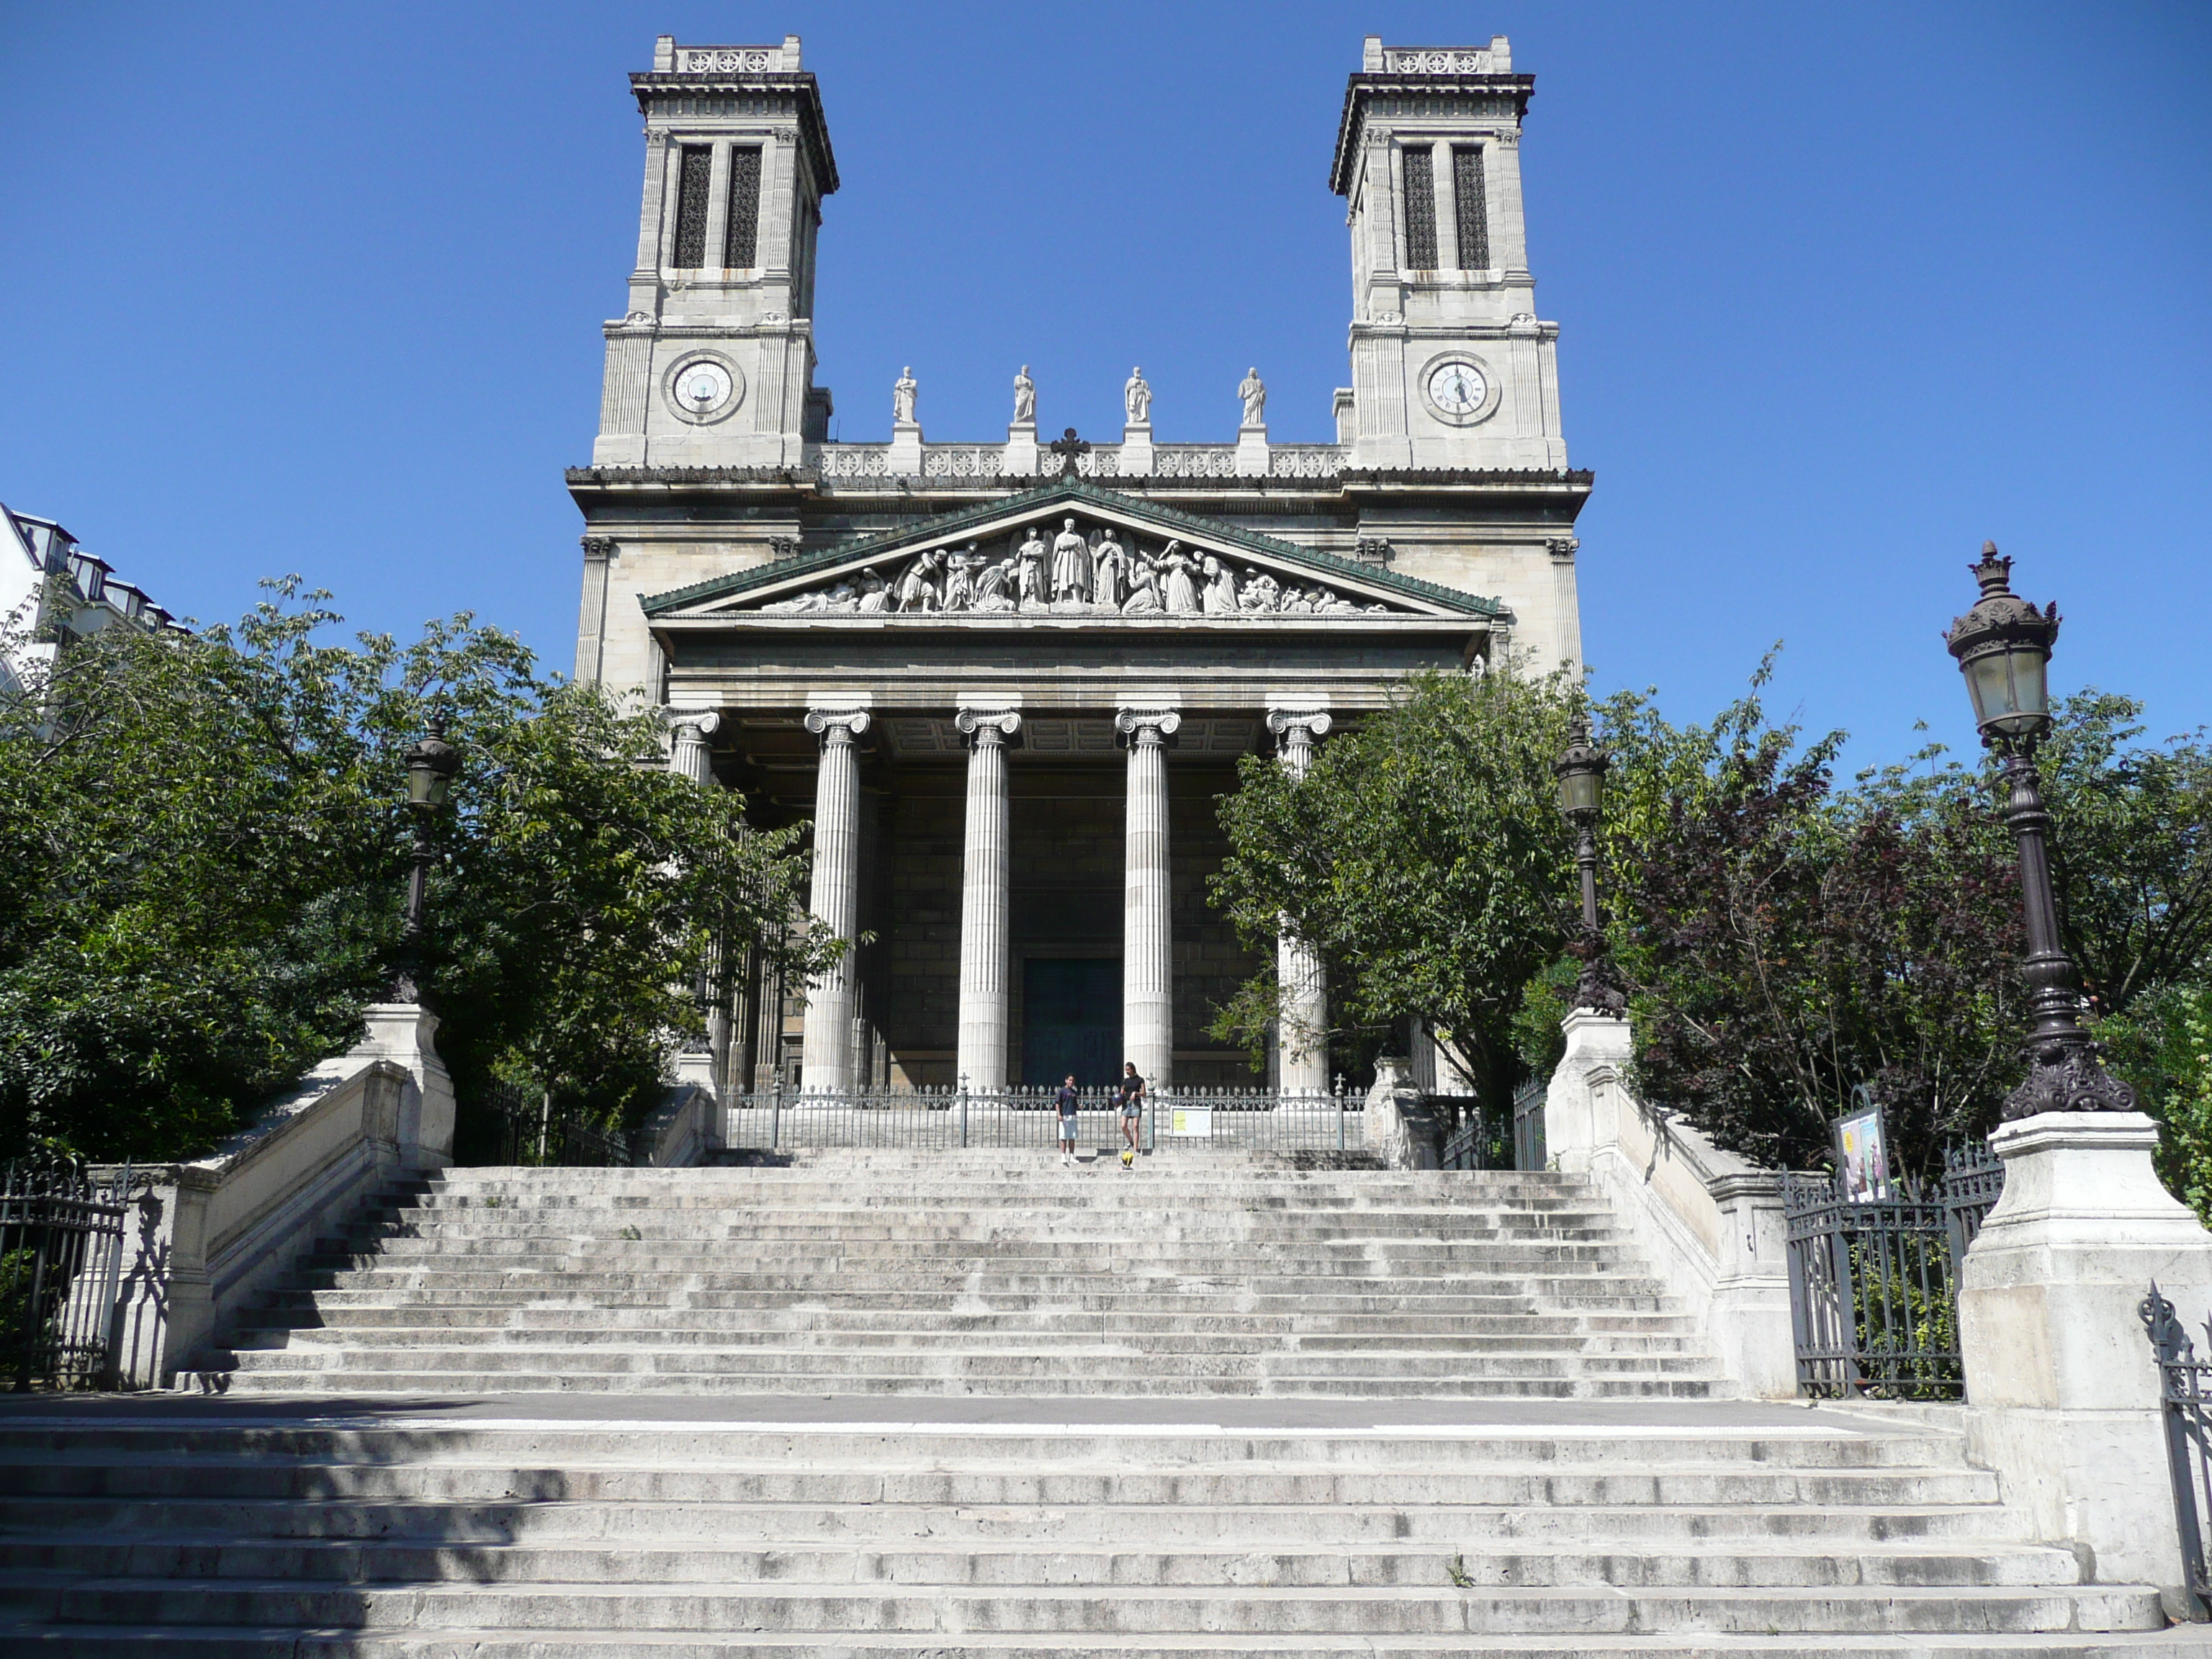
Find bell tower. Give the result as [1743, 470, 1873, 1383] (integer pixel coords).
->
[1331, 37, 1567, 472]
[593, 35, 838, 469]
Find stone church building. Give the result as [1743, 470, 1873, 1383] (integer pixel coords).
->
[567, 34, 1591, 1097]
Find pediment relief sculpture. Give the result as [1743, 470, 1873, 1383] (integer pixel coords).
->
[755, 515, 1402, 619]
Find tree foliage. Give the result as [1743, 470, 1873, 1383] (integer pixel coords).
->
[0, 583, 827, 1161]
[1210, 670, 1579, 1102]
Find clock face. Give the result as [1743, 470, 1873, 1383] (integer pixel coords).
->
[677, 362, 732, 412]
[1426, 361, 1488, 417]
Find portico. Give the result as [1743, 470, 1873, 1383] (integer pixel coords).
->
[637, 484, 1506, 1093]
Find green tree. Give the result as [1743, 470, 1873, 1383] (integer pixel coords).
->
[1210, 670, 1579, 1105]
[0, 583, 827, 1161]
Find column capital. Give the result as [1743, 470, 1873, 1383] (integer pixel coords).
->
[665, 707, 721, 739]
[1265, 708, 1333, 742]
[955, 707, 1022, 747]
[1114, 706, 1181, 745]
[803, 708, 871, 743]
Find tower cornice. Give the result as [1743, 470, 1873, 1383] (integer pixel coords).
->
[631, 71, 838, 196]
[1331, 73, 1533, 197]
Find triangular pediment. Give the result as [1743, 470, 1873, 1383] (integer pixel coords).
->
[640, 482, 1507, 624]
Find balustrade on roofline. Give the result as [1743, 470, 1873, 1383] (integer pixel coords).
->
[804, 444, 1345, 483]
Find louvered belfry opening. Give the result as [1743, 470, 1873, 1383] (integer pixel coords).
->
[724, 147, 762, 269]
[672, 145, 713, 269]
[1454, 145, 1489, 269]
[1401, 145, 1437, 269]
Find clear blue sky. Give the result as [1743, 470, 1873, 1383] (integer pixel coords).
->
[4, 2, 2206, 770]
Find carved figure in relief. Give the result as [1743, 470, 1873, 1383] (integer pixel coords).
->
[1124, 368, 1151, 424]
[1120, 554, 1162, 614]
[1158, 542, 1200, 614]
[892, 367, 918, 425]
[1239, 569, 1281, 613]
[855, 567, 892, 613]
[1092, 529, 1128, 611]
[896, 550, 941, 611]
[943, 543, 981, 611]
[1016, 529, 1048, 609]
[1200, 554, 1238, 615]
[1051, 518, 1092, 603]
[974, 556, 1017, 612]
[1012, 366, 1035, 424]
[1238, 367, 1267, 426]
[1282, 587, 1316, 616]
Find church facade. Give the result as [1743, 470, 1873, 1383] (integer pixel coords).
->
[568, 34, 1591, 1097]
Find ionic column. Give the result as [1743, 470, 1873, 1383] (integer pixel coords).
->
[954, 709, 1021, 1089]
[666, 709, 721, 784]
[1116, 707, 1180, 1086]
[799, 708, 870, 1091]
[1267, 709, 1333, 1094]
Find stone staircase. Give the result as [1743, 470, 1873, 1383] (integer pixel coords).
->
[0, 1150, 2198, 1654]
[204, 1152, 1719, 1398]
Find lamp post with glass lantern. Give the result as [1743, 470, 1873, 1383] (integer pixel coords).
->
[1553, 711, 1627, 1017]
[1944, 542, 2136, 1120]
[392, 717, 461, 1004]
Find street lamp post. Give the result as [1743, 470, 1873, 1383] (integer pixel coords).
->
[392, 716, 461, 1004]
[1944, 542, 2136, 1120]
[1553, 711, 1627, 1017]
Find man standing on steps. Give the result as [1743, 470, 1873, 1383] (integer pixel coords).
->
[1056, 1074, 1080, 1168]
[1118, 1062, 1144, 1169]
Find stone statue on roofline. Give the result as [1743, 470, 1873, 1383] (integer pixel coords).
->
[892, 366, 918, 425]
[1125, 367, 1151, 424]
[1238, 367, 1266, 427]
[1012, 366, 1035, 424]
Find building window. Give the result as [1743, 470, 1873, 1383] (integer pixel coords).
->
[724, 147, 762, 268]
[1401, 145, 1437, 269]
[672, 145, 713, 269]
[1453, 147, 1490, 270]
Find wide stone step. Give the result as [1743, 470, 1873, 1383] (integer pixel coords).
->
[6, 1575, 2163, 1635]
[0, 1535, 2093, 1590]
[297, 1269, 1676, 1297]
[9, 1627, 2203, 1658]
[0, 1496, 2035, 1545]
[282, 1287, 1688, 1316]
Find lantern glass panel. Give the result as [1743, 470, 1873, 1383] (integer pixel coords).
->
[1558, 765, 1604, 816]
[1966, 645, 2050, 739]
[408, 762, 449, 808]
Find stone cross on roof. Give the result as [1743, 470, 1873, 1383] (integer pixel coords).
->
[1047, 428, 1090, 480]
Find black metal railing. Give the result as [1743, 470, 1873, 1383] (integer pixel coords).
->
[479, 1086, 631, 1168]
[2141, 1283, 2212, 1611]
[1440, 1096, 1514, 1171]
[1, 1154, 135, 1392]
[1512, 1075, 1547, 1172]
[724, 1084, 1357, 1156]
[1782, 1140, 2005, 1401]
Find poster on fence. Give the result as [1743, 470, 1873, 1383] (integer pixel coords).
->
[1167, 1107, 1213, 1138]
[1834, 1097, 1892, 1202]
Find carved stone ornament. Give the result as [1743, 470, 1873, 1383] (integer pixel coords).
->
[1265, 709, 1334, 743]
[580, 536, 618, 558]
[665, 709, 722, 740]
[1566, 929, 1630, 1017]
[1546, 537, 1580, 562]
[750, 515, 1406, 621]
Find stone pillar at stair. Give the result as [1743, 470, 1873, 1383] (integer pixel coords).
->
[1116, 706, 1179, 1087]
[954, 708, 1020, 1089]
[799, 708, 870, 1091]
[1266, 709, 1331, 1094]
[1959, 1110, 2212, 1604]
[1542, 1007, 1630, 1174]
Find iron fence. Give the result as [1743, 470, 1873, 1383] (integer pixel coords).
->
[1, 1154, 136, 1392]
[724, 1084, 1358, 1156]
[2141, 1283, 2212, 1611]
[479, 1086, 631, 1168]
[1781, 1140, 2005, 1401]
[1440, 1096, 1513, 1171]
[1512, 1075, 1547, 1172]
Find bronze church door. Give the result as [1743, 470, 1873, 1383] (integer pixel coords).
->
[1021, 958, 1120, 1087]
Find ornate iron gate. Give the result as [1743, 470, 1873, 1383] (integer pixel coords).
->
[1781, 1141, 2005, 1400]
[1511, 1076, 1547, 1172]
[1, 1154, 135, 1392]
